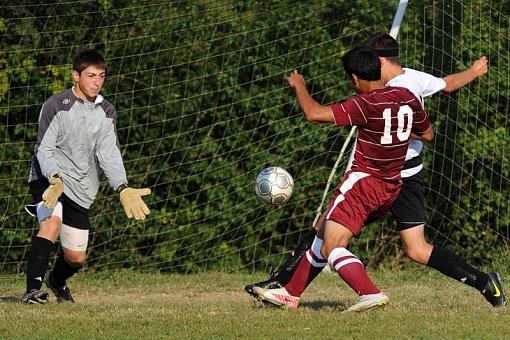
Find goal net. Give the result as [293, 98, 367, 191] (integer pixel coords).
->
[0, 0, 508, 275]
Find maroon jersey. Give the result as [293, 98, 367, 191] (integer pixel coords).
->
[331, 86, 430, 180]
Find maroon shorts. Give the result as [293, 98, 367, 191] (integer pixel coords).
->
[325, 170, 402, 236]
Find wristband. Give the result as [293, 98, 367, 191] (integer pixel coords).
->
[116, 184, 128, 194]
[51, 171, 62, 180]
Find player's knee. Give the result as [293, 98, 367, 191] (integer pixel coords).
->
[320, 245, 328, 259]
[320, 236, 350, 259]
[320, 243, 335, 259]
[64, 252, 87, 267]
[404, 245, 430, 264]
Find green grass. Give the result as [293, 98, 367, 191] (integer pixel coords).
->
[1, 267, 509, 339]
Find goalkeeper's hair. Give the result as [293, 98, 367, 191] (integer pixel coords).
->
[72, 49, 106, 74]
[342, 46, 381, 81]
[364, 32, 401, 65]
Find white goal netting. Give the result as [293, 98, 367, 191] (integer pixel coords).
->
[0, 0, 508, 275]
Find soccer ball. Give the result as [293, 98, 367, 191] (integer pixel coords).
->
[254, 167, 294, 205]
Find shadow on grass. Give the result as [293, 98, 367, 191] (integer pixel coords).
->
[245, 293, 348, 311]
[301, 300, 347, 311]
[1, 295, 22, 303]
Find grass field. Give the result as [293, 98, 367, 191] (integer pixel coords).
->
[1, 267, 509, 339]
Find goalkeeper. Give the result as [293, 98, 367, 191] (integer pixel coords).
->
[21, 48, 150, 304]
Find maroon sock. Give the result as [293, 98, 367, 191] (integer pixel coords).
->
[285, 237, 327, 297]
[328, 247, 380, 295]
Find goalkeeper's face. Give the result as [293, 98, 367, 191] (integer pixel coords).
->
[72, 65, 106, 101]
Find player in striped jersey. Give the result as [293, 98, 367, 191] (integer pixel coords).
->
[253, 46, 434, 310]
[247, 33, 505, 310]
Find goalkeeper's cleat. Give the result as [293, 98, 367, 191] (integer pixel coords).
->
[253, 286, 300, 309]
[345, 292, 389, 312]
[44, 271, 75, 303]
[482, 272, 506, 307]
[21, 289, 49, 304]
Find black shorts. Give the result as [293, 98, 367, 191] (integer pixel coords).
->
[390, 169, 426, 230]
[28, 180, 90, 230]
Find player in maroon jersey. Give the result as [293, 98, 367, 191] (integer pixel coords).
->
[248, 33, 505, 310]
[253, 46, 434, 311]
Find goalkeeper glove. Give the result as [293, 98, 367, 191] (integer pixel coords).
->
[118, 185, 151, 220]
[42, 173, 64, 209]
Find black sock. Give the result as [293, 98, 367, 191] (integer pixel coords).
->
[427, 246, 489, 292]
[26, 237, 54, 292]
[50, 252, 82, 287]
[276, 229, 317, 285]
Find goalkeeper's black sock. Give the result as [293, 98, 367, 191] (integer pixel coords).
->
[26, 236, 53, 292]
[50, 252, 82, 287]
[276, 229, 316, 285]
[427, 246, 489, 292]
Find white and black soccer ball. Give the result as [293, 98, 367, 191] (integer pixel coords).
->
[254, 167, 294, 205]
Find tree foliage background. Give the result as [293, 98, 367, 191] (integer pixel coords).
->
[0, 0, 508, 273]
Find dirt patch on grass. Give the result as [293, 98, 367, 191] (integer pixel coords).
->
[77, 288, 252, 305]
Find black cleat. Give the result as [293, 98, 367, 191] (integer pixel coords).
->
[245, 233, 315, 298]
[482, 272, 507, 307]
[21, 289, 49, 304]
[245, 268, 284, 298]
[44, 271, 75, 303]
[245, 278, 284, 297]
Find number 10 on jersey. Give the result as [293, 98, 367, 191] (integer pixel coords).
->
[380, 105, 413, 144]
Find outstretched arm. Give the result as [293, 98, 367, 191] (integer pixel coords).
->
[287, 70, 334, 123]
[442, 56, 488, 93]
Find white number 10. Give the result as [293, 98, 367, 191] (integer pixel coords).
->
[380, 105, 413, 144]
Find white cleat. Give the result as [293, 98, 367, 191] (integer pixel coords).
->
[346, 292, 389, 312]
[253, 286, 300, 309]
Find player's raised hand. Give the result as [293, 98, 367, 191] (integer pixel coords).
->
[470, 56, 488, 78]
[287, 69, 306, 88]
[119, 187, 151, 220]
[42, 175, 64, 209]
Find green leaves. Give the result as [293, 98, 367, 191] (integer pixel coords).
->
[0, 1, 508, 273]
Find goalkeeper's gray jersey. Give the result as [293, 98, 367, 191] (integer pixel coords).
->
[29, 87, 127, 209]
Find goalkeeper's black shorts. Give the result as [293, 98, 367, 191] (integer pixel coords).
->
[27, 180, 90, 230]
[390, 169, 426, 230]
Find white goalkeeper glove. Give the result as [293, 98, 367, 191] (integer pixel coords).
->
[118, 185, 151, 220]
[42, 173, 64, 209]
